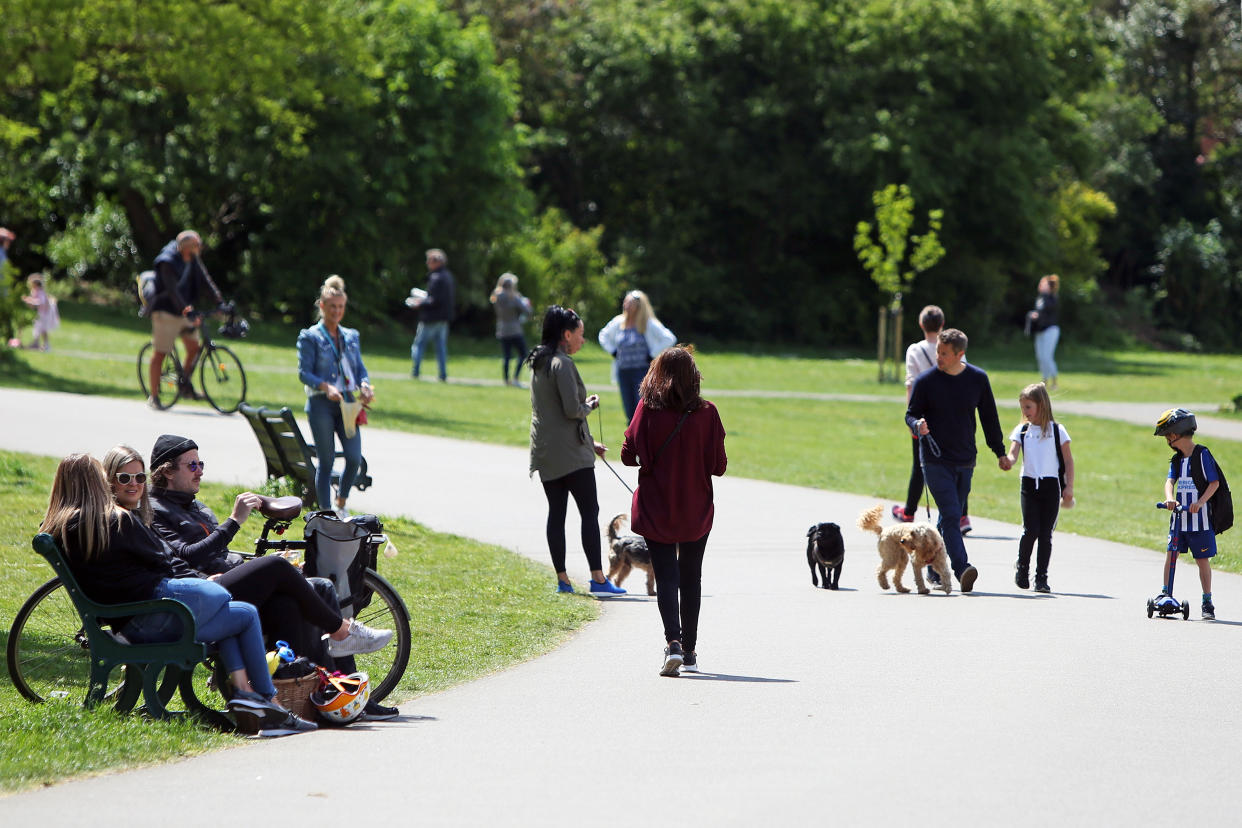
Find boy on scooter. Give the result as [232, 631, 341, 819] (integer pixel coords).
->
[1155, 408, 1221, 620]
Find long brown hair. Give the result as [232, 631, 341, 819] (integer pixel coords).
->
[639, 345, 702, 413]
[41, 453, 126, 559]
[102, 444, 152, 525]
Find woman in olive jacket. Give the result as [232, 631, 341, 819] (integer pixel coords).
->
[527, 306, 626, 596]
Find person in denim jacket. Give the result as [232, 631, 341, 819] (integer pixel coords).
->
[297, 276, 374, 516]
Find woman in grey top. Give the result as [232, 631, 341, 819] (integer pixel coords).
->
[527, 305, 626, 596]
[490, 272, 533, 387]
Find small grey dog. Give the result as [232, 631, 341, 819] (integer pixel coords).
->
[806, 522, 845, 589]
[606, 514, 656, 595]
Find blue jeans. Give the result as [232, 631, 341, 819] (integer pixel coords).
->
[411, 320, 449, 380]
[306, 394, 362, 509]
[617, 365, 648, 422]
[123, 577, 276, 699]
[922, 462, 974, 579]
[1034, 325, 1060, 380]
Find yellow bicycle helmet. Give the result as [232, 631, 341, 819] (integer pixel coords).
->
[311, 670, 370, 725]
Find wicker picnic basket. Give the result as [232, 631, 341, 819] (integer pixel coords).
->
[273, 672, 322, 721]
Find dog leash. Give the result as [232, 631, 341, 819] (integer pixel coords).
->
[596, 405, 635, 494]
[919, 432, 942, 520]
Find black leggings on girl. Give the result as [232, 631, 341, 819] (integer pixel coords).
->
[1017, 476, 1061, 581]
[542, 466, 602, 573]
[649, 532, 709, 653]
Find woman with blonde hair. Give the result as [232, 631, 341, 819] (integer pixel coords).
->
[490, 272, 533, 386]
[297, 274, 375, 516]
[597, 290, 676, 421]
[42, 453, 315, 735]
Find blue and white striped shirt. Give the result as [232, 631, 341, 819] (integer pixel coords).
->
[1169, 448, 1220, 533]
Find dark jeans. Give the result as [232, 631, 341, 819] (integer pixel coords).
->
[216, 556, 344, 659]
[542, 466, 602, 573]
[617, 364, 648, 422]
[648, 533, 709, 653]
[1017, 477, 1061, 581]
[922, 462, 974, 578]
[499, 334, 527, 382]
[905, 436, 967, 518]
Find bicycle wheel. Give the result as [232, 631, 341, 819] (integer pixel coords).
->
[7, 578, 134, 709]
[199, 344, 247, 414]
[137, 342, 183, 409]
[351, 570, 411, 703]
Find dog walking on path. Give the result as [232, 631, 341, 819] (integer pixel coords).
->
[858, 504, 952, 595]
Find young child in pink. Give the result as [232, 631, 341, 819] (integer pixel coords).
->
[22, 273, 59, 351]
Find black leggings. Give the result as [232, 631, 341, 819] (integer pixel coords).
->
[542, 466, 602, 573]
[1017, 477, 1061, 580]
[215, 556, 344, 656]
[648, 532, 709, 653]
[500, 334, 527, 381]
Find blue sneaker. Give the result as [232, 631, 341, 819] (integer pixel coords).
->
[589, 578, 627, 596]
[556, 580, 574, 594]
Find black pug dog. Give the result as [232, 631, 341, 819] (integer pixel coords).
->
[806, 522, 845, 589]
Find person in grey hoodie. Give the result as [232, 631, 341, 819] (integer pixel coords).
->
[527, 306, 626, 597]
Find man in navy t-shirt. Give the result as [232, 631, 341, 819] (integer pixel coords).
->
[905, 328, 1011, 592]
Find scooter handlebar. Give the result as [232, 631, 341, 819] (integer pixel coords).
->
[1156, 502, 1184, 512]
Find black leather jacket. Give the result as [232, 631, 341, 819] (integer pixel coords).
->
[149, 487, 243, 575]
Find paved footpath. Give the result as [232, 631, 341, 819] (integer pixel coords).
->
[3, 387, 1242, 824]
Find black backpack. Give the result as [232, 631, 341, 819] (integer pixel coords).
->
[1169, 445, 1234, 535]
[1019, 421, 1066, 490]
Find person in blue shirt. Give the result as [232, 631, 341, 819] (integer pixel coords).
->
[297, 275, 375, 517]
[1155, 408, 1221, 620]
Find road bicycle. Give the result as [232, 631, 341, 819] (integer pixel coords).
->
[137, 302, 249, 414]
[7, 497, 411, 715]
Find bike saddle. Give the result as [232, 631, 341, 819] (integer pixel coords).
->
[258, 495, 303, 521]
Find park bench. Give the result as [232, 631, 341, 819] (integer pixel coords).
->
[20, 533, 232, 728]
[238, 402, 371, 509]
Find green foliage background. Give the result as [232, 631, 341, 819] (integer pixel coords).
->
[0, 0, 1238, 348]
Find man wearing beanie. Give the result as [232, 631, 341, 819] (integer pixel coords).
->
[147, 434, 401, 720]
[148, 434, 262, 574]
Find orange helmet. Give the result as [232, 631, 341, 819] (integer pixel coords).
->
[311, 671, 370, 725]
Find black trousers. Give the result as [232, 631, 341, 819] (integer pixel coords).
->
[648, 532, 709, 653]
[216, 556, 344, 659]
[542, 466, 602, 573]
[1017, 477, 1061, 581]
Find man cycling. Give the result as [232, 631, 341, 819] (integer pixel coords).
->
[147, 229, 224, 408]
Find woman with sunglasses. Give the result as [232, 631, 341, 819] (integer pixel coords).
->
[44, 452, 316, 736]
[106, 445, 392, 671]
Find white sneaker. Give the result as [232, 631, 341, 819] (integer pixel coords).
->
[328, 620, 394, 657]
[334, 505, 350, 520]
[682, 651, 699, 673]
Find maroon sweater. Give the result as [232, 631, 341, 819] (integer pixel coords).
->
[621, 399, 727, 544]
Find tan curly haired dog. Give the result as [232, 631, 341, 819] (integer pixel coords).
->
[857, 504, 952, 595]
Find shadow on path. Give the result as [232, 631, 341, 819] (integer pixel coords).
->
[682, 673, 797, 684]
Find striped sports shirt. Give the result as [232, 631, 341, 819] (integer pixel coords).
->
[1169, 447, 1220, 533]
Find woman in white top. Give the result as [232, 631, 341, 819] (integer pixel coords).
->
[597, 290, 676, 422]
[1003, 382, 1075, 593]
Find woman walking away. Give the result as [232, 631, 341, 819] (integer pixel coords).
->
[42, 453, 315, 736]
[622, 346, 727, 676]
[1002, 382, 1075, 593]
[297, 275, 375, 517]
[528, 305, 626, 596]
[490, 272, 533, 386]
[1027, 274, 1061, 388]
[597, 290, 677, 422]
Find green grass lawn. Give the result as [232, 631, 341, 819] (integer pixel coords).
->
[0, 449, 597, 793]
